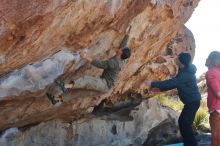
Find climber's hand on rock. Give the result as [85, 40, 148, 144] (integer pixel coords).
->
[79, 50, 86, 59]
[79, 50, 93, 63]
[125, 25, 132, 35]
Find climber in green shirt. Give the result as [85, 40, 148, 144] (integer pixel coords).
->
[47, 27, 132, 105]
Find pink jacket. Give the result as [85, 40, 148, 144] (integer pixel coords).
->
[206, 67, 220, 111]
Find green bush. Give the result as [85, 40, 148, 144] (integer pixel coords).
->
[155, 94, 210, 132]
[193, 108, 210, 132]
[155, 94, 183, 112]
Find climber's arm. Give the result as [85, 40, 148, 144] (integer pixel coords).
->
[118, 26, 131, 48]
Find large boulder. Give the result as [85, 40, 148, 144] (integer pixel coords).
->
[0, 0, 199, 138]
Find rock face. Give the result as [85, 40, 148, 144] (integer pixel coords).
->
[0, 0, 199, 145]
[0, 99, 179, 146]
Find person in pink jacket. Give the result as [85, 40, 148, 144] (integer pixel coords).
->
[205, 51, 220, 146]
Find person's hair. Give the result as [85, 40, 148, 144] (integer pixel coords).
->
[178, 52, 191, 66]
[121, 47, 131, 59]
[208, 51, 220, 67]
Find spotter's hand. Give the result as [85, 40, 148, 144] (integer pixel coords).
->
[144, 80, 152, 87]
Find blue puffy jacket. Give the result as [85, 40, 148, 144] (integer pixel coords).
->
[151, 64, 201, 104]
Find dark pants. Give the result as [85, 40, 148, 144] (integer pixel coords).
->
[178, 101, 200, 146]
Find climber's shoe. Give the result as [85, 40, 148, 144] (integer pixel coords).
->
[46, 93, 58, 105]
[54, 79, 67, 93]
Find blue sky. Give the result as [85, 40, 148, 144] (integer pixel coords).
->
[186, 0, 220, 77]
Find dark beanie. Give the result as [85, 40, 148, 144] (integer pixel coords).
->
[178, 53, 191, 66]
[121, 47, 131, 59]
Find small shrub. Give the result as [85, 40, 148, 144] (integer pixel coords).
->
[193, 108, 210, 132]
[155, 94, 183, 112]
[155, 94, 210, 132]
